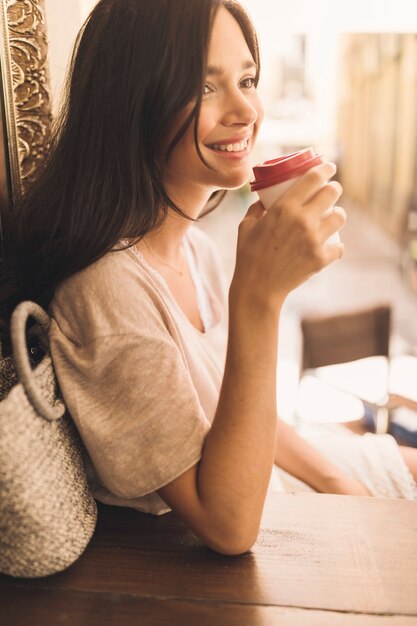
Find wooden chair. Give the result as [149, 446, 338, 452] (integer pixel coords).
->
[300, 305, 391, 371]
[300, 305, 392, 433]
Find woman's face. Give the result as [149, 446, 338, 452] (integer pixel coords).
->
[165, 6, 264, 197]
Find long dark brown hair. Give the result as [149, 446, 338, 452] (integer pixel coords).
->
[0, 0, 259, 348]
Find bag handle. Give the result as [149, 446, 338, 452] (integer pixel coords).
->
[11, 301, 65, 422]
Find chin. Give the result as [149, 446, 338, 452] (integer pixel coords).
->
[215, 166, 252, 190]
[223, 172, 252, 190]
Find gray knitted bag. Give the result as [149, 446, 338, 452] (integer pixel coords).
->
[0, 301, 97, 578]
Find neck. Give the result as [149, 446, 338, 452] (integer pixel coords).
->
[144, 214, 188, 263]
[143, 182, 214, 259]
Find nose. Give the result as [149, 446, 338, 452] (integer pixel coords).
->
[221, 88, 258, 128]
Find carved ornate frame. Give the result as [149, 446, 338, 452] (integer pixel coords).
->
[0, 0, 52, 203]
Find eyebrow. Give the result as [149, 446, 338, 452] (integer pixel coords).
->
[206, 60, 257, 76]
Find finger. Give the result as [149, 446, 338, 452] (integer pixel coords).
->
[307, 181, 343, 217]
[238, 200, 267, 237]
[282, 162, 337, 205]
[318, 206, 346, 242]
[321, 240, 345, 265]
[242, 200, 267, 222]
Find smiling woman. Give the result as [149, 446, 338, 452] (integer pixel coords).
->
[163, 8, 263, 212]
[7, 0, 412, 557]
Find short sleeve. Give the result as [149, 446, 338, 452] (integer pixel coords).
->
[50, 326, 211, 499]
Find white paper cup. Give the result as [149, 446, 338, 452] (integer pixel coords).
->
[250, 148, 340, 245]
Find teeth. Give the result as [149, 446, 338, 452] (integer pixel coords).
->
[210, 139, 249, 153]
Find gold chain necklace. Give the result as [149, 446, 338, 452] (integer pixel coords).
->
[143, 238, 186, 277]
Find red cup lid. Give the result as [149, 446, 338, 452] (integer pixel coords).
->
[250, 148, 323, 192]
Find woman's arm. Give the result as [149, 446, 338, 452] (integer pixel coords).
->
[274, 418, 370, 495]
[158, 163, 345, 555]
[159, 298, 280, 555]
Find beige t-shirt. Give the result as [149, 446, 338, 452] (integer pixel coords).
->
[49, 226, 228, 515]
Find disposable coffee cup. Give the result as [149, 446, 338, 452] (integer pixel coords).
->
[250, 148, 340, 245]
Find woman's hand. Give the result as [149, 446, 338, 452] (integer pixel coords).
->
[231, 162, 346, 312]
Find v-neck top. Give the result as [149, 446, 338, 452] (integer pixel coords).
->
[128, 233, 215, 333]
[49, 226, 229, 515]
[183, 236, 216, 332]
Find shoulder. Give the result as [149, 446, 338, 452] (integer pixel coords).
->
[50, 247, 169, 344]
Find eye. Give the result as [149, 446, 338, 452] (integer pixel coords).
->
[203, 83, 215, 95]
[240, 76, 256, 89]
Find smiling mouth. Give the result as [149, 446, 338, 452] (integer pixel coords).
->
[207, 138, 250, 153]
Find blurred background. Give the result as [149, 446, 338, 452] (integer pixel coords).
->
[45, 0, 417, 368]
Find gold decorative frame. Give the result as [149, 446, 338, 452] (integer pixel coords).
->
[0, 0, 52, 204]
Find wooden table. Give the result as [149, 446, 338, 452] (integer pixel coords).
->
[1, 493, 417, 625]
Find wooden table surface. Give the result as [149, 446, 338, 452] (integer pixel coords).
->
[1, 493, 417, 625]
